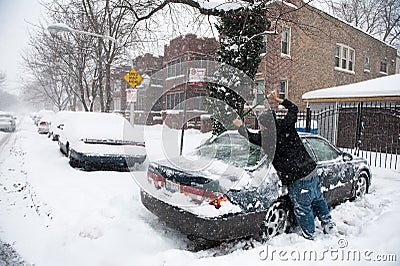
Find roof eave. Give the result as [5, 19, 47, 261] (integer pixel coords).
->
[303, 96, 400, 103]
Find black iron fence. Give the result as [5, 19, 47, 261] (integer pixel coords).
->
[292, 101, 400, 170]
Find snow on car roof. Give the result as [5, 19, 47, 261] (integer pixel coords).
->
[62, 112, 143, 142]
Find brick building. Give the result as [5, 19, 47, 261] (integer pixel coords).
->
[256, 0, 398, 110]
[161, 34, 219, 128]
[113, 35, 218, 127]
[113, 2, 397, 127]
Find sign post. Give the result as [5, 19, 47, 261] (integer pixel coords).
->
[179, 68, 190, 156]
[123, 69, 143, 127]
[179, 67, 206, 156]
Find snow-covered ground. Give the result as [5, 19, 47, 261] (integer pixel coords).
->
[0, 115, 399, 265]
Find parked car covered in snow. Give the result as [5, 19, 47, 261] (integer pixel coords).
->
[0, 112, 16, 132]
[58, 112, 146, 171]
[33, 110, 55, 126]
[37, 119, 51, 134]
[141, 132, 371, 245]
[48, 111, 76, 141]
[37, 111, 55, 135]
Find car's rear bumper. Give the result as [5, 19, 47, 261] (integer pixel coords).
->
[70, 149, 146, 171]
[37, 128, 49, 134]
[140, 190, 267, 242]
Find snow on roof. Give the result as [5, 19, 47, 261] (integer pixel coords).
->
[302, 74, 400, 102]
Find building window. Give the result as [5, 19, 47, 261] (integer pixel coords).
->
[193, 92, 207, 110]
[151, 77, 163, 86]
[335, 44, 355, 72]
[364, 57, 370, 71]
[167, 58, 185, 78]
[335, 46, 340, 67]
[113, 98, 121, 111]
[341, 47, 347, 69]
[256, 80, 265, 102]
[192, 57, 209, 69]
[281, 26, 291, 56]
[279, 80, 288, 99]
[380, 59, 388, 74]
[349, 50, 354, 71]
[166, 92, 185, 109]
[260, 35, 267, 54]
[136, 97, 144, 111]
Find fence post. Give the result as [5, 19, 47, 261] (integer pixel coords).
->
[306, 103, 311, 133]
[354, 102, 364, 156]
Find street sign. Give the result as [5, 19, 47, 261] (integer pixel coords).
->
[188, 68, 206, 85]
[126, 88, 138, 104]
[123, 68, 143, 88]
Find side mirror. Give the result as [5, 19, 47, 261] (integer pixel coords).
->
[342, 152, 353, 162]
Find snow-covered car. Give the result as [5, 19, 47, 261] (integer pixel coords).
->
[58, 112, 146, 171]
[37, 120, 51, 134]
[37, 112, 55, 134]
[141, 132, 371, 246]
[48, 111, 76, 141]
[0, 112, 16, 132]
[33, 110, 55, 126]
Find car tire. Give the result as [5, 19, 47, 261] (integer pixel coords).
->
[69, 158, 80, 168]
[352, 173, 368, 200]
[66, 146, 77, 168]
[259, 201, 289, 241]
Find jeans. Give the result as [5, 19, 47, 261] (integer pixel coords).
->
[288, 171, 332, 239]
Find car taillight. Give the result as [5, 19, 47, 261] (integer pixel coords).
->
[147, 170, 164, 189]
[147, 169, 230, 209]
[205, 192, 229, 209]
[209, 195, 229, 209]
[39, 121, 47, 126]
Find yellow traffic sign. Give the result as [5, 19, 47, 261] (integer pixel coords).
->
[123, 68, 143, 88]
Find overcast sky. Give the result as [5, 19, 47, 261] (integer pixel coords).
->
[0, 0, 45, 95]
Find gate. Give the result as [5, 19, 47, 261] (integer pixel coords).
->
[301, 101, 400, 170]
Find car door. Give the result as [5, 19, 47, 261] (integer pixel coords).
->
[302, 136, 354, 205]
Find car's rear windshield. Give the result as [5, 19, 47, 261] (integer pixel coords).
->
[196, 133, 263, 168]
[82, 138, 144, 146]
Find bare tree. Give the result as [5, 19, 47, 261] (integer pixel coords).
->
[324, 0, 400, 46]
[81, 0, 139, 112]
[23, 0, 218, 112]
[23, 20, 89, 111]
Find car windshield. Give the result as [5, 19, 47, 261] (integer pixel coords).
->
[196, 133, 263, 168]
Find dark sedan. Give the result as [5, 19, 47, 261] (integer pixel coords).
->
[140, 132, 371, 245]
[57, 112, 146, 171]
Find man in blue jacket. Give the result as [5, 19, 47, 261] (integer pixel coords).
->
[233, 90, 335, 240]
